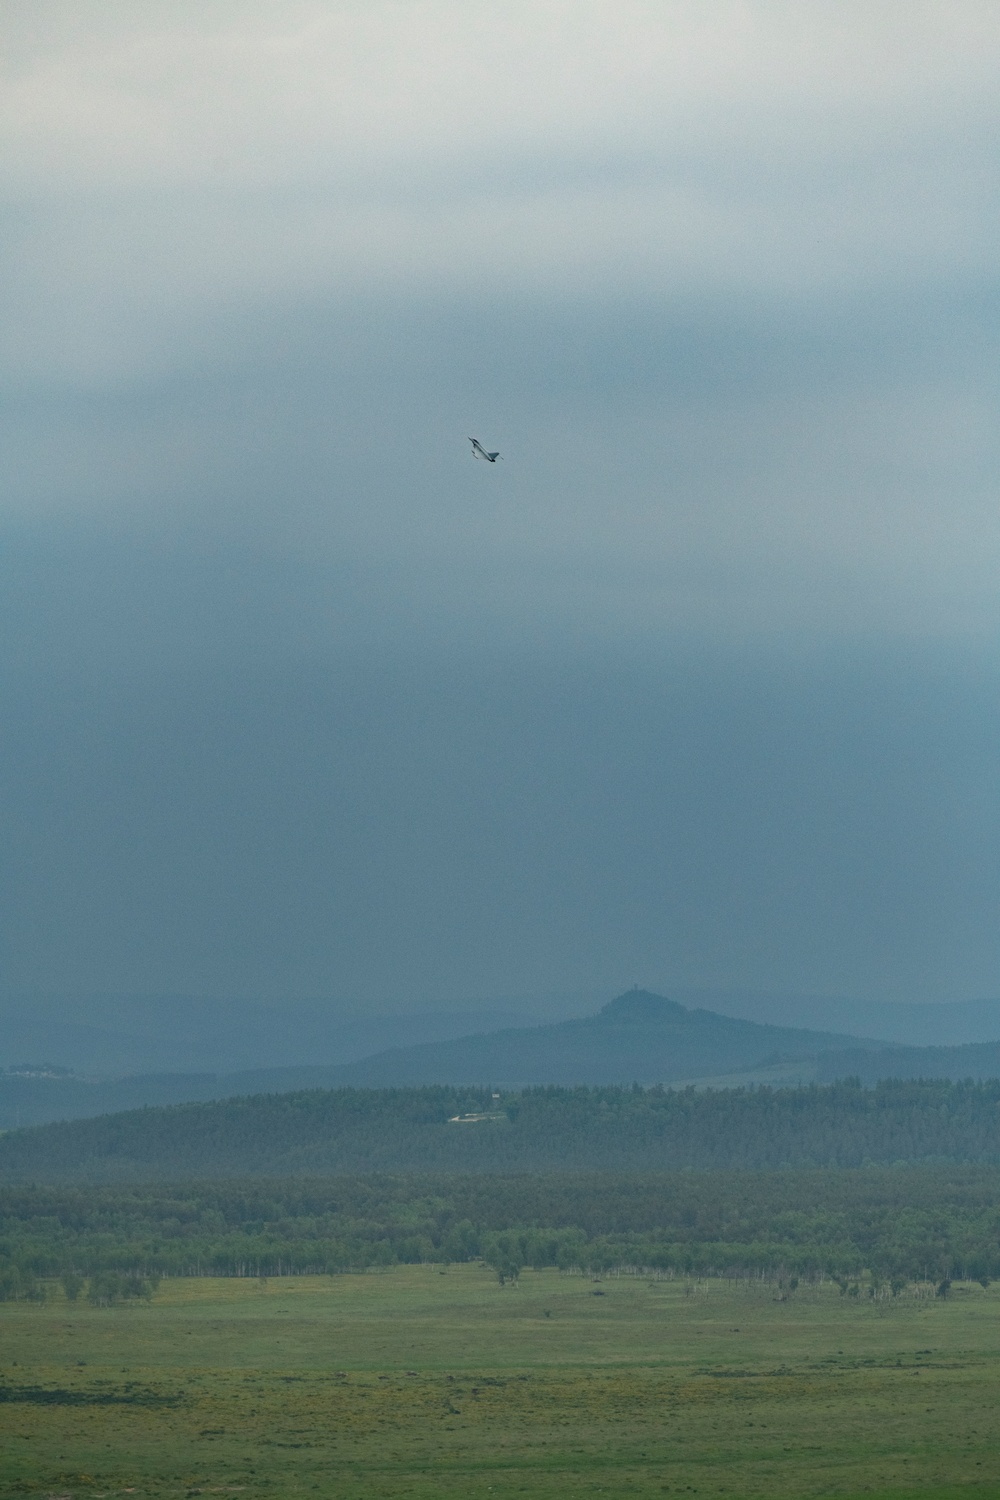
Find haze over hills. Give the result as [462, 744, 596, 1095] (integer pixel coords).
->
[0, 994, 581, 1077]
[5, 989, 1000, 1084]
[814, 1040, 1000, 1086]
[0, 989, 876, 1127]
[679, 991, 1000, 1048]
[5, 990, 1000, 1131]
[314, 990, 880, 1088]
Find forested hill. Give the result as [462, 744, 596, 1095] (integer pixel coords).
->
[310, 990, 876, 1087]
[4, 1079, 1000, 1181]
[0, 990, 883, 1129]
[815, 1039, 1000, 1086]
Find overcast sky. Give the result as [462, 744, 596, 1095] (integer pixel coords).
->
[2, 1, 1000, 1009]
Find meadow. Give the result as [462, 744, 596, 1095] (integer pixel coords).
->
[1, 1265, 1000, 1499]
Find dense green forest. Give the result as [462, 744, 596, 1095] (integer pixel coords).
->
[1, 1166, 999, 1295]
[4, 1078, 1000, 1180]
[7, 1076, 1000, 1297]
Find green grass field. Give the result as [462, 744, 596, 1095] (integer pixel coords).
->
[2, 1266, 1000, 1499]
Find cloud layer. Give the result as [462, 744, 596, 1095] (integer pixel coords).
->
[2, 3, 999, 1004]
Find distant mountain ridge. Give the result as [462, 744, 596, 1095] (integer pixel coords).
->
[0, 997, 555, 1076]
[6, 988, 1000, 1083]
[0, 988, 876, 1128]
[297, 989, 879, 1088]
[6, 991, 1000, 1133]
[677, 990, 1000, 1047]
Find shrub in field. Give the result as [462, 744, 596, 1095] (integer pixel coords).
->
[87, 1271, 160, 1307]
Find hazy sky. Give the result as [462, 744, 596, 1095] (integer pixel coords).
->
[2, 1, 1000, 1007]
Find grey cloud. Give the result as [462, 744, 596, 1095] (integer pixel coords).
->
[4, 285, 999, 645]
[2, 3, 999, 1010]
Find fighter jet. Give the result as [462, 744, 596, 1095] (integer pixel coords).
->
[469, 437, 501, 462]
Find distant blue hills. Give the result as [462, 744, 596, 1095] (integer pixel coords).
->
[307, 988, 871, 1088]
[3, 989, 1000, 1131]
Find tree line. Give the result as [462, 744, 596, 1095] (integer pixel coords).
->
[2, 1164, 1000, 1295]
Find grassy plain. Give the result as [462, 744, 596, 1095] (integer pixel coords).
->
[1, 1266, 999, 1499]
